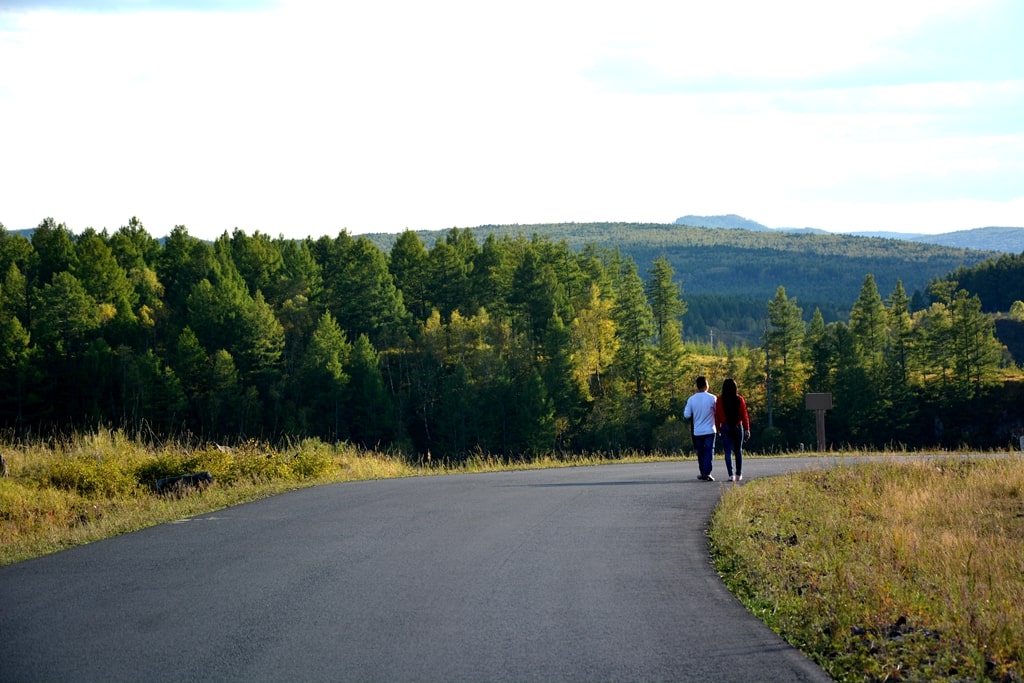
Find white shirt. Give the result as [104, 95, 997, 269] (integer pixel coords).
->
[684, 390, 718, 436]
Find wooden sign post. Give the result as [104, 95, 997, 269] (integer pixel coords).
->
[805, 393, 833, 452]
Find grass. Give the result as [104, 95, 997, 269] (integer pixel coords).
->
[0, 429, 669, 566]
[709, 455, 1024, 682]
[4, 432, 1022, 681]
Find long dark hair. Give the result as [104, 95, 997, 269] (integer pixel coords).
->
[721, 378, 740, 424]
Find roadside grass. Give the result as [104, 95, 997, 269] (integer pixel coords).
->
[709, 455, 1024, 683]
[6, 431, 1022, 681]
[0, 429, 671, 566]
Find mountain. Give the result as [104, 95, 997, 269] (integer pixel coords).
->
[675, 214, 1024, 253]
[674, 214, 771, 231]
[904, 227, 1024, 253]
[674, 214, 830, 235]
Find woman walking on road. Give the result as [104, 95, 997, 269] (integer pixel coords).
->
[716, 378, 751, 482]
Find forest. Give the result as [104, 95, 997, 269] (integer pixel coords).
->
[0, 217, 1021, 459]
[362, 222, 997, 344]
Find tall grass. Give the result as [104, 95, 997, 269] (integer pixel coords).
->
[0, 430, 425, 565]
[710, 456, 1024, 682]
[0, 431, 669, 566]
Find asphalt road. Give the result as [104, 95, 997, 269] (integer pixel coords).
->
[0, 458, 844, 682]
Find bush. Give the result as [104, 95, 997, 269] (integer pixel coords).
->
[44, 455, 141, 498]
[134, 451, 208, 490]
[0, 479, 70, 522]
[288, 439, 336, 479]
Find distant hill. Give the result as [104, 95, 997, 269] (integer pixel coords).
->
[905, 227, 1024, 253]
[364, 221, 997, 344]
[674, 214, 772, 231]
[675, 214, 1024, 253]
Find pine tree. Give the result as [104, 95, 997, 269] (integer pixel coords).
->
[645, 255, 687, 342]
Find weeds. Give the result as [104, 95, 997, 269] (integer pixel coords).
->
[7, 431, 1021, 681]
[0, 430, 410, 565]
[0, 429, 664, 566]
[710, 455, 1024, 682]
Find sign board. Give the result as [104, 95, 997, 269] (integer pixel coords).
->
[805, 393, 833, 411]
[805, 393, 833, 452]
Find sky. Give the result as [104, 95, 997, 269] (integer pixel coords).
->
[1, 0, 1022, 241]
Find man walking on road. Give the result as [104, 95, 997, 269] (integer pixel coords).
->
[684, 375, 717, 481]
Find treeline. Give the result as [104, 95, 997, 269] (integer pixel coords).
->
[0, 218, 1018, 458]
[940, 251, 1024, 312]
[363, 222, 995, 345]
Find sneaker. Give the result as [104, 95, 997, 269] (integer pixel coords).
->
[697, 475, 707, 480]
[729, 475, 737, 482]
[706, 475, 715, 482]
[737, 475, 743, 481]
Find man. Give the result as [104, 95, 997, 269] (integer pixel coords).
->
[683, 375, 717, 481]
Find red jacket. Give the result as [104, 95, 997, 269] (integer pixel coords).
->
[715, 395, 750, 433]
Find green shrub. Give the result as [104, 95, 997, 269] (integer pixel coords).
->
[288, 439, 336, 479]
[0, 479, 72, 521]
[43, 455, 141, 498]
[134, 451, 208, 490]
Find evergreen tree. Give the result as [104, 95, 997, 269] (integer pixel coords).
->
[765, 286, 805, 425]
[230, 229, 285, 302]
[389, 230, 430, 321]
[885, 280, 913, 384]
[612, 260, 654, 396]
[509, 247, 565, 354]
[34, 272, 101, 362]
[949, 289, 1003, 399]
[645, 255, 687, 342]
[322, 236, 408, 347]
[74, 230, 136, 307]
[849, 274, 886, 377]
[345, 333, 391, 447]
[30, 218, 77, 286]
[108, 217, 160, 272]
[426, 239, 472, 322]
[649, 318, 687, 415]
[204, 349, 243, 435]
[540, 313, 584, 453]
[171, 326, 210, 429]
[804, 308, 832, 392]
[302, 311, 351, 440]
[235, 290, 285, 401]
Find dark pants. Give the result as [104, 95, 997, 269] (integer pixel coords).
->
[722, 425, 745, 477]
[693, 434, 715, 478]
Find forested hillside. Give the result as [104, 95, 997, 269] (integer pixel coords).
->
[365, 222, 995, 344]
[0, 218, 1019, 458]
[940, 251, 1024, 312]
[671, 214, 1024, 253]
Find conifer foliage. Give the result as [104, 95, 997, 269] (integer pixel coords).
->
[0, 220, 1016, 458]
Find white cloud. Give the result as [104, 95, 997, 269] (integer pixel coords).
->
[0, 0, 1020, 238]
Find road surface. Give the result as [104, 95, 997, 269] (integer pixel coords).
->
[0, 458, 846, 682]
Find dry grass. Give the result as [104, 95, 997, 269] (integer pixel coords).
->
[710, 455, 1024, 682]
[0, 431, 425, 565]
[11, 431, 1019, 680]
[0, 430, 671, 566]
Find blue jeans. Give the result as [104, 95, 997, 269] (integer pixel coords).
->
[721, 425, 745, 477]
[693, 434, 715, 478]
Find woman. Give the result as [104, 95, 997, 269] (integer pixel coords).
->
[715, 378, 751, 482]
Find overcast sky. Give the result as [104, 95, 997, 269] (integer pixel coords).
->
[1, 0, 1021, 240]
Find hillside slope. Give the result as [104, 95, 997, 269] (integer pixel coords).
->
[673, 213, 1024, 253]
[368, 222, 993, 309]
